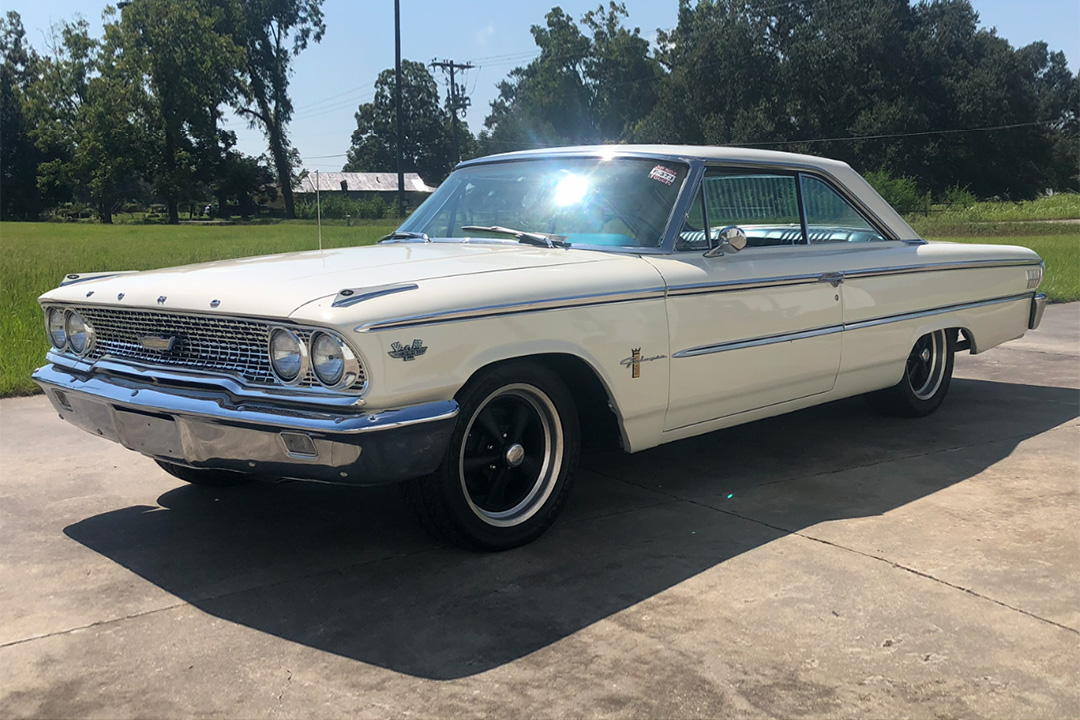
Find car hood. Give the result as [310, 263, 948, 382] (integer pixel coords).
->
[40, 242, 629, 318]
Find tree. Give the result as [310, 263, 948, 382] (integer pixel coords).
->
[0, 11, 43, 220]
[23, 14, 148, 223]
[480, 3, 661, 152]
[344, 59, 455, 184]
[231, 0, 324, 219]
[118, 0, 246, 223]
[633, 0, 1077, 198]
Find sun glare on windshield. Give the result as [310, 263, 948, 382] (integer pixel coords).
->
[554, 174, 589, 206]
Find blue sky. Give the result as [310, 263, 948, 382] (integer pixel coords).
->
[10, 0, 1079, 171]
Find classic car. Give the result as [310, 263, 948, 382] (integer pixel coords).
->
[34, 145, 1047, 550]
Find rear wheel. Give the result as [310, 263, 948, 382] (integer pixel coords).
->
[155, 460, 253, 487]
[866, 329, 955, 417]
[403, 362, 580, 551]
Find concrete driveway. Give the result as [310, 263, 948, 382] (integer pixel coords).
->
[2, 305, 1077, 718]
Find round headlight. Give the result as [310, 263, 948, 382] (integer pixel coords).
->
[311, 333, 345, 386]
[46, 307, 67, 349]
[64, 310, 92, 355]
[269, 328, 306, 383]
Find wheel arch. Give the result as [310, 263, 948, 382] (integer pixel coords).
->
[461, 352, 627, 451]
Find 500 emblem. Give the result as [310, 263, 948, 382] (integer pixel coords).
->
[388, 339, 428, 361]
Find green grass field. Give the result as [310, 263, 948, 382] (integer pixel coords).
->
[1, 220, 1077, 397]
[0, 221, 395, 397]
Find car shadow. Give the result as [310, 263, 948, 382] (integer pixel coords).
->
[64, 378, 1078, 680]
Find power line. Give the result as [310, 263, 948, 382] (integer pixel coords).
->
[731, 121, 1054, 147]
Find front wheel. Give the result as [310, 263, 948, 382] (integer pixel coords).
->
[865, 329, 955, 417]
[403, 362, 580, 551]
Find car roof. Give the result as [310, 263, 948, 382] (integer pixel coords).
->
[457, 144, 852, 173]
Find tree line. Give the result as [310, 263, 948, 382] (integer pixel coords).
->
[354, 0, 1077, 203]
[1, 0, 323, 223]
[2, 0, 1077, 225]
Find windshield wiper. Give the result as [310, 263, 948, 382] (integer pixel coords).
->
[461, 225, 567, 248]
[379, 231, 430, 243]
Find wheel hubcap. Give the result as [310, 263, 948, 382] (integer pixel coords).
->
[459, 384, 563, 527]
[505, 443, 525, 468]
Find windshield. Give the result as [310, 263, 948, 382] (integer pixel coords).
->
[397, 157, 690, 249]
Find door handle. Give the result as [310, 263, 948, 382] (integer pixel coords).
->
[818, 272, 844, 287]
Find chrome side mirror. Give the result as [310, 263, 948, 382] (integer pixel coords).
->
[703, 226, 747, 257]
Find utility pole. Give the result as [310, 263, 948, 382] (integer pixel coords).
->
[394, 0, 405, 218]
[430, 58, 474, 165]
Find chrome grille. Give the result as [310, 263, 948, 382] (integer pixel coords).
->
[67, 306, 364, 390]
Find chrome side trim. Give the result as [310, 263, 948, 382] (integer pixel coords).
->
[667, 273, 822, 296]
[357, 287, 667, 332]
[333, 283, 419, 308]
[673, 324, 844, 358]
[667, 259, 1040, 298]
[843, 293, 1033, 332]
[845, 258, 1042, 279]
[673, 293, 1033, 358]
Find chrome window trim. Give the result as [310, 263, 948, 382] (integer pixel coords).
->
[454, 151, 924, 251]
[357, 286, 667, 332]
[796, 172, 892, 244]
[401, 155, 702, 255]
[700, 160, 902, 244]
[671, 292, 1035, 359]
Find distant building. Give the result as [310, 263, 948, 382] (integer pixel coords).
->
[295, 172, 436, 203]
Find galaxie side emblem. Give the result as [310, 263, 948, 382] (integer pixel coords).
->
[389, 340, 427, 361]
[620, 348, 666, 378]
[139, 335, 178, 352]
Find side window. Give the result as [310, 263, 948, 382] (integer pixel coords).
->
[702, 172, 804, 247]
[800, 175, 887, 243]
[677, 188, 708, 251]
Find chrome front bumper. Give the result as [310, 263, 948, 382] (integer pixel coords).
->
[32, 363, 457, 485]
[1029, 293, 1047, 330]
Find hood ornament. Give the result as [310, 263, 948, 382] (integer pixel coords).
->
[210, 299, 220, 308]
[117, 293, 125, 301]
[157, 296, 167, 305]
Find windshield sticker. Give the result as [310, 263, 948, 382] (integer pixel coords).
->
[648, 165, 678, 185]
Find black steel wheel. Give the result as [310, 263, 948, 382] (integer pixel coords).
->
[155, 460, 253, 487]
[866, 329, 955, 417]
[403, 361, 580, 551]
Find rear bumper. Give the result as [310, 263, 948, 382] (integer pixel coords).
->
[32, 363, 457, 485]
[1029, 293, 1047, 330]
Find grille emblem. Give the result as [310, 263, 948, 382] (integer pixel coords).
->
[388, 339, 427, 361]
[138, 335, 178, 352]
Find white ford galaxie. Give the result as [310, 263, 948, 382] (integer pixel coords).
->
[35, 145, 1047, 549]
